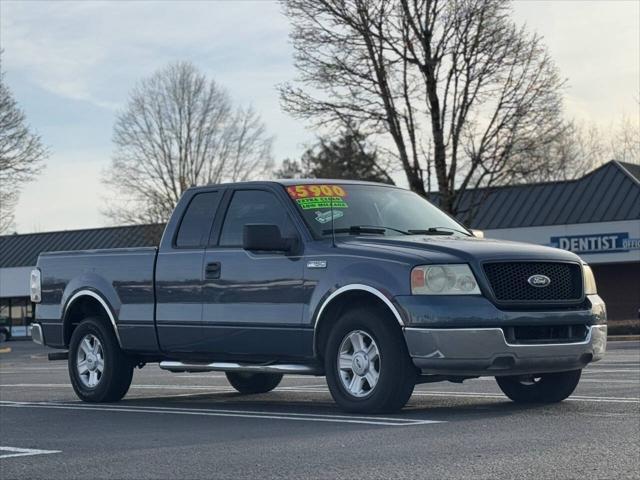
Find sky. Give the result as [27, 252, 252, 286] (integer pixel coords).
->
[1, 0, 639, 234]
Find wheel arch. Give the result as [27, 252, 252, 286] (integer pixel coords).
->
[63, 290, 121, 347]
[313, 284, 405, 358]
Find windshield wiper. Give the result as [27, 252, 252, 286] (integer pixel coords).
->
[321, 225, 410, 236]
[407, 227, 471, 236]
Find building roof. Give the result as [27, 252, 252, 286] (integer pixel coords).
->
[453, 161, 640, 230]
[0, 161, 638, 268]
[0, 224, 165, 268]
[618, 161, 640, 181]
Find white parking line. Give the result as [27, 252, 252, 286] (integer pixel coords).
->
[573, 379, 639, 384]
[260, 387, 640, 404]
[582, 369, 640, 374]
[0, 383, 329, 390]
[0, 446, 60, 460]
[132, 390, 231, 400]
[414, 391, 640, 404]
[0, 366, 68, 372]
[1, 383, 637, 404]
[471, 377, 639, 384]
[0, 401, 442, 427]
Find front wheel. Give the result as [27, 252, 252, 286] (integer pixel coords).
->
[225, 372, 283, 394]
[68, 317, 134, 402]
[324, 307, 416, 413]
[496, 370, 582, 403]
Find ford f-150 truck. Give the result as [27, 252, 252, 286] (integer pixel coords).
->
[30, 180, 607, 413]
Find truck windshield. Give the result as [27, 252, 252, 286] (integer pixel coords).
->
[285, 183, 470, 239]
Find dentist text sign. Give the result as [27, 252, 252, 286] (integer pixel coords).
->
[550, 232, 640, 254]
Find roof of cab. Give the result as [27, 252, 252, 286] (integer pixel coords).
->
[187, 178, 398, 188]
[183, 179, 401, 193]
[273, 178, 398, 187]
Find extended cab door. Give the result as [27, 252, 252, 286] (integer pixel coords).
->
[155, 189, 223, 353]
[201, 187, 308, 358]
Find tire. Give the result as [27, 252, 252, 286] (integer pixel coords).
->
[0, 330, 7, 343]
[225, 372, 283, 394]
[68, 317, 134, 402]
[324, 306, 416, 413]
[496, 369, 582, 404]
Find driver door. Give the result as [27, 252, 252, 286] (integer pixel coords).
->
[200, 188, 307, 358]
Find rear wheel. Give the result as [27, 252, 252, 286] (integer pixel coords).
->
[225, 372, 283, 394]
[496, 370, 582, 403]
[324, 306, 416, 413]
[68, 317, 134, 402]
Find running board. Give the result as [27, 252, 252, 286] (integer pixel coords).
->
[159, 361, 323, 375]
[48, 351, 69, 361]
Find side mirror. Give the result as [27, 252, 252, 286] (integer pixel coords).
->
[471, 229, 484, 238]
[243, 224, 294, 252]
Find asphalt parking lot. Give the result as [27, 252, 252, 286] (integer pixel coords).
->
[1, 340, 638, 480]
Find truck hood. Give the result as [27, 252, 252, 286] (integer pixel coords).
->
[342, 235, 582, 264]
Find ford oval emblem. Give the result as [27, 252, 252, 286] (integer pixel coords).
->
[528, 274, 551, 288]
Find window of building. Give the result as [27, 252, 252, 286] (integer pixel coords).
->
[0, 299, 9, 335]
[0, 297, 34, 338]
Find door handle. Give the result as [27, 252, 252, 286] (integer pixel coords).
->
[205, 262, 221, 279]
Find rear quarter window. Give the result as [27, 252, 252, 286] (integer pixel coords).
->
[175, 191, 221, 248]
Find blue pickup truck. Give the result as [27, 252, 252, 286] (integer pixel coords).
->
[30, 180, 607, 413]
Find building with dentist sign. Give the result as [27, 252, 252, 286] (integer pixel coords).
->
[454, 160, 640, 324]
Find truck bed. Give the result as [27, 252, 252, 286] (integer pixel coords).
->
[36, 247, 157, 350]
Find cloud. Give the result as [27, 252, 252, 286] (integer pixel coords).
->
[1, 1, 294, 110]
[14, 149, 107, 232]
[2, 0, 313, 233]
[512, 0, 640, 126]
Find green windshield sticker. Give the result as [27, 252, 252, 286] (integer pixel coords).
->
[297, 197, 348, 210]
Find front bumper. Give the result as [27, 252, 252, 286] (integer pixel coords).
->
[400, 294, 607, 376]
[405, 324, 606, 376]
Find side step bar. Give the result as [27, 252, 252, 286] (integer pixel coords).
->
[48, 351, 69, 361]
[159, 361, 323, 375]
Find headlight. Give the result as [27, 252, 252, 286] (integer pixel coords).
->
[411, 264, 480, 295]
[583, 264, 597, 295]
[30, 268, 42, 303]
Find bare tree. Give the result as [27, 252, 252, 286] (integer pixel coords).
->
[103, 61, 274, 224]
[280, 0, 565, 214]
[276, 124, 395, 183]
[275, 159, 306, 179]
[609, 114, 640, 164]
[515, 121, 604, 182]
[523, 115, 639, 183]
[0, 53, 48, 233]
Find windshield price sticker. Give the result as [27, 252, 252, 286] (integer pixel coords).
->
[297, 197, 348, 210]
[288, 184, 349, 210]
[287, 184, 347, 199]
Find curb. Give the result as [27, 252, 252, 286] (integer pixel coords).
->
[607, 335, 640, 342]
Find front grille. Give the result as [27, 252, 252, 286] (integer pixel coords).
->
[502, 325, 589, 345]
[483, 262, 583, 304]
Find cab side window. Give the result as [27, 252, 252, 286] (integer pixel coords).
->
[219, 190, 296, 247]
[175, 192, 220, 248]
